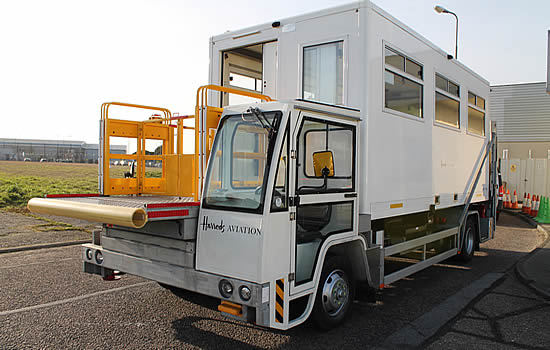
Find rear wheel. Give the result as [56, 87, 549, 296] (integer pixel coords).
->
[312, 256, 355, 330]
[458, 219, 476, 262]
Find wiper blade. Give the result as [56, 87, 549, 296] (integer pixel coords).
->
[248, 107, 277, 138]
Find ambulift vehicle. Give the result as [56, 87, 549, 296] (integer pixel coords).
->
[28, 1, 498, 330]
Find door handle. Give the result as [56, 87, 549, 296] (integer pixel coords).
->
[344, 193, 357, 198]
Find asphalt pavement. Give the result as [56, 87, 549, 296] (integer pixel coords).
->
[422, 212, 550, 349]
[517, 222, 550, 300]
[0, 211, 548, 349]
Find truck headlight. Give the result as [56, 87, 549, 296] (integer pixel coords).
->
[219, 279, 233, 298]
[239, 286, 251, 301]
[95, 250, 104, 265]
[86, 249, 93, 260]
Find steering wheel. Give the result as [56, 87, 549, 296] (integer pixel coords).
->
[255, 186, 263, 196]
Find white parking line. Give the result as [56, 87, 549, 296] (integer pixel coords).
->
[0, 281, 155, 317]
[0, 258, 76, 269]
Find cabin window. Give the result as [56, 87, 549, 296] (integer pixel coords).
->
[203, 111, 282, 214]
[229, 72, 262, 93]
[231, 125, 264, 188]
[468, 92, 486, 136]
[435, 74, 460, 128]
[302, 41, 344, 105]
[384, 46, 423, 118]
[297, 117, 355, 194]
[468, 92, 485, 109]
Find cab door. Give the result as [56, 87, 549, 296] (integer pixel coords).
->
[288, 108, 358, 295]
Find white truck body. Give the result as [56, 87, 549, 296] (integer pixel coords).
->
[208, 0, 490, 221]
[31, 0, 497, 331]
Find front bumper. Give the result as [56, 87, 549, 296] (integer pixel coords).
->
[81, 244, 270, 326]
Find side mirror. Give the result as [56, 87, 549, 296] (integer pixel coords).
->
[312, 151, 334, 178]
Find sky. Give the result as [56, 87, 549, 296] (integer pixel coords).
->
[0, 0, 548, 144]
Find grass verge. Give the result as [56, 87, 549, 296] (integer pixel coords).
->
[0, 161, 161, 208]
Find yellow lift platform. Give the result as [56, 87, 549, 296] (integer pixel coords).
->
[100, 85, 272, 201]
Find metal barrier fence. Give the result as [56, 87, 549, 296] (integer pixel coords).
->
[501, 158, 550, 199]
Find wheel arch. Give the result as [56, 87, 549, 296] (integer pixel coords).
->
[285, 236, 372, 329]
[325, 236, 372, 287]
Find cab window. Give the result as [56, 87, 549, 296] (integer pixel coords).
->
[296, 117, 355, 194]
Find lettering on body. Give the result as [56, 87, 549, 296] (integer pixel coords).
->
[200, 216, 261, 236]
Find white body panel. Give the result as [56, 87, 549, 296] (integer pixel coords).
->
[196, 209, 264, 282]
[208, 1, 491, 221]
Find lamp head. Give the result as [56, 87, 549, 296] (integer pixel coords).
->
[434, 5, 448, 14]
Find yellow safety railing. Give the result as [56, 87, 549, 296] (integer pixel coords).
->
[194, 85, 273, 199]
[101, 102, 173, 196]
[100, 85, 272, 200]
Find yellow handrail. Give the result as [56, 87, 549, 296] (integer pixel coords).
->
[193, 85, 273, 199]
[101, 102, 171, 122]
[98, 85, 272, 200]
[100, 102, 172, 196]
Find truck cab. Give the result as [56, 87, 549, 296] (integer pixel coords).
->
[196, 101, 362, 328]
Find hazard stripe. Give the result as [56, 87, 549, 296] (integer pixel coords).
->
[276, 291, 284, 306]
[275, 302, 284, 316]
[275, 278, 284, 323]
[276, 284, 284, 299]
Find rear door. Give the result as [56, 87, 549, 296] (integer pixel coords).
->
[262, 41, 277, 98]
[221, 41, 278, 106]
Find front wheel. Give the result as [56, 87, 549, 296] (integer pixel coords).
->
[311, 256, 355, 330]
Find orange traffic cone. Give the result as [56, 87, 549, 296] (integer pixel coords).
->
[522, 193, 527, 212]
[504, 189, 511, 208]
[499, 186, 504, 203]
[512, 190, 519, 209]
[524, 193, 531, 213]
[531, 195, 539, 217]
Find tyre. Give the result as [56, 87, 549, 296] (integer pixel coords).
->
[312, 256, 355, 330]
[458, 219, 476, 262]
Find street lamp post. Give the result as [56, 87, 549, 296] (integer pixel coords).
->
[434, 5, 458, 59]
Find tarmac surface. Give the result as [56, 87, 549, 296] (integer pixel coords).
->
[0, 210, 93, 249]
[517, 221, 550, 300]
[0, 210, 548, 349]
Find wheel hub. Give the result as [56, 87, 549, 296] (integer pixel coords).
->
[322, 270, 349, 316]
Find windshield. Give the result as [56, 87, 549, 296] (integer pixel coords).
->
[203, 110, 282, 213]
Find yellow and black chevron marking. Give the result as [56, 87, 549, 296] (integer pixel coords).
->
[275, 278, 285, 323]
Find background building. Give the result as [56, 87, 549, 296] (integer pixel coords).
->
[490, 82, 550, 159]
[0, 138, 126, 163]
[491, 82, 550, 198]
